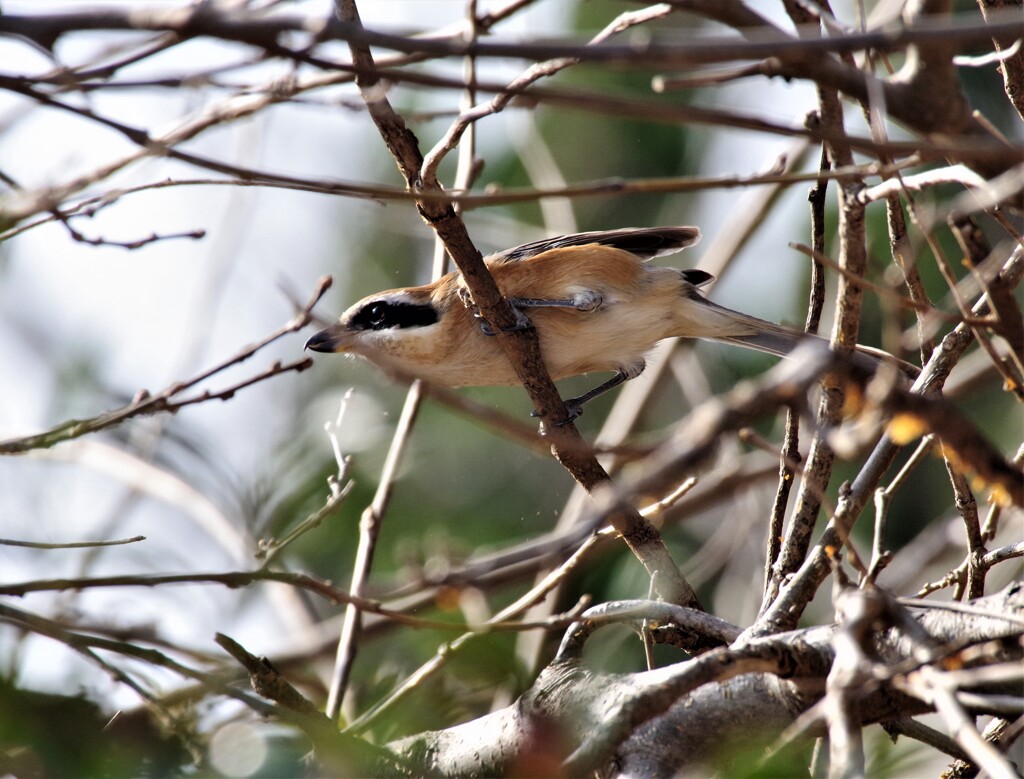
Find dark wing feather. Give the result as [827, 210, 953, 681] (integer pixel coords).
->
[488, 226, 701, 264]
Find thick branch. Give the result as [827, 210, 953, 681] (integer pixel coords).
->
[387, 584, 1024, 777]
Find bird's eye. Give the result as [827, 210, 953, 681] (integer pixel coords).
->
[351, 298, 438, 331]
[367, 302, 388, 327]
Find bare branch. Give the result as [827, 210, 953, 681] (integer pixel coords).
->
[0, 276, 330, 454]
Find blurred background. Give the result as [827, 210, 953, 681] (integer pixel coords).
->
[0, 0, 1020, 775]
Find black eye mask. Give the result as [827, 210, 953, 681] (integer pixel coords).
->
[351, 300, 439, 331]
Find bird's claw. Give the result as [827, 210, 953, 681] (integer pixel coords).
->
[476, 315, 497, 337]
[532, 401, 583, 429]
[471, 304, 532, 337]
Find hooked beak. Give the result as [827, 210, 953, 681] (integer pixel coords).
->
[305, 325, 349, 353]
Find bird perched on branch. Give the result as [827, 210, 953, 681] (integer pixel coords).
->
[306, 226, 908, 419]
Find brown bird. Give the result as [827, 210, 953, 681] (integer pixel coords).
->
[306, 227, 905, 417]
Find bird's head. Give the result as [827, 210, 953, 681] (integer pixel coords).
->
[305, 287, 441, 359]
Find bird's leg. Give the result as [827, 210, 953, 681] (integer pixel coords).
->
[535, 360, 646, 424]
[508, 290, 603, 313]
[463, 289, 603, 337]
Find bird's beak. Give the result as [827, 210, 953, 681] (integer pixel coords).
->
[305, 324, 349, 353]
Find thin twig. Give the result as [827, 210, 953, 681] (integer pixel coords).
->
[864, 436, 936, 585]
[764, 68, 860, 606]
[0, 276, 331, 455]
[0, 535, 146, 549]
[763, 138, 829, 604]
[749, 248, 1024, 636]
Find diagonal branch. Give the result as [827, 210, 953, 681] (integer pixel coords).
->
[332, 0, 703, 619]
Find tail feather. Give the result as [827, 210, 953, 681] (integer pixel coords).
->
[698, 301, 918, 377]
[716, 329, 807, 360]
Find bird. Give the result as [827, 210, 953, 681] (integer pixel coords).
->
[305, 226, 907, 419]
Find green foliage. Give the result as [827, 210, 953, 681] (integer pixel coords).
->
[0, 677, 188, 778]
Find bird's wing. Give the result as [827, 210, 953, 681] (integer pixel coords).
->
[486, 226, 701, 265]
